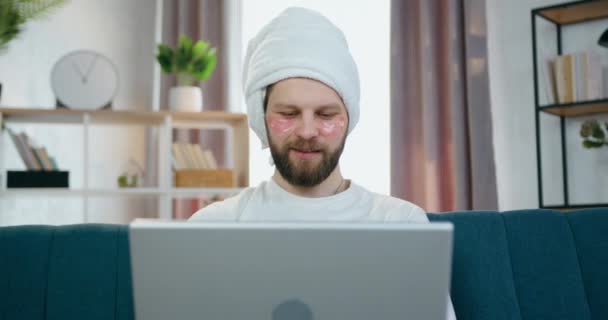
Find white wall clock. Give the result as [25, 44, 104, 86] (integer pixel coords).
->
[51, 50, 119, 110]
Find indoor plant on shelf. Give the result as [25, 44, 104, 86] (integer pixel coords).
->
[0, 0, 67, 103]
[580, 119, 608, 149]
[156, 34, 217, 112]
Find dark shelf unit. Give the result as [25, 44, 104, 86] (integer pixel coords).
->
[531, 0, 608, 209]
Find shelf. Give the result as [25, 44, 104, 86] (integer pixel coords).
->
[0, 107, 247, 127]
[538, 98, 608, 117]
[534, 0, 608, 25]
[531, 1, 608, 209]
[0, 187, 243, 197]
[171, 187, 244, 198]
[0, 107, 250, 219]
[543, 204, 608, 211]
[0, 106, 250, 189]
[0, 188, 163, 197]
[1, 188, 83, 197]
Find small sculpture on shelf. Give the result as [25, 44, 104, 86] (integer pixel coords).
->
[580, 119, 607, 149]
[117, 158, 145, 188]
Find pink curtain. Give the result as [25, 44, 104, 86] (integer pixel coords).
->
[161, 0, 227, 218]
[390, 0, 498, 212]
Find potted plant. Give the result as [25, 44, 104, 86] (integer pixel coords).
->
[580, 119, 608, 149]
[156, 34, 217, 112]
[0, 0, 67, 103]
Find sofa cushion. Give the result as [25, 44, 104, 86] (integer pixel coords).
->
[502, 210, 591, 320]
[566, 208, 608, 320]
[45, 224, 133, 320]
[0, 225, 54, 319]
[429, 211, 522, 320]
[0, 224, 134, 320]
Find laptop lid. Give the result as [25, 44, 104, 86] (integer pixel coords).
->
[129, 220, 453, 320]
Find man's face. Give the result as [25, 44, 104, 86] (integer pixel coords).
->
[265, 78, 349, 187]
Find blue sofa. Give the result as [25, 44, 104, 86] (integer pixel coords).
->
[1, 208, 606, 319]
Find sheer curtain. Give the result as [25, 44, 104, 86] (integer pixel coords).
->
[390, 0, 498, 212]
[160, 0, 228, 218]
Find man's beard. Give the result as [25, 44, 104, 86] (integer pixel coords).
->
[269, 136, 346, 187]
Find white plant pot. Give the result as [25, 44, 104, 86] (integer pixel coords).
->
[168, 86, 203, 112]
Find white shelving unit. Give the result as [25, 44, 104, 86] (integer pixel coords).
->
[0, 107, 249, 221]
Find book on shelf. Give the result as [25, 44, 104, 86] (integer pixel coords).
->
[36, 147, 55, 171]
[182, 143, 198, 169]
[8, 128, 35, 170]
[170, 142, 219, 170]
[554, 54, 574, 103]
[9, 129, 41, 170]
[203, 149, 218, 169]
[171, 143, 188, 170]
[49, 156, 59, 170]
[29, 137, 55, 171]
[541, 56, 557, 104]
[550, 51, 604, 105]
[584, 51, 603, 100]
[186, 143, 204, 169]
[6, 128, 58, 171]
[192, 144, 209, 169]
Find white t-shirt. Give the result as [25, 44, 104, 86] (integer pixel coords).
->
[189, 179, 457, 320]
[189, 179, 428, 222]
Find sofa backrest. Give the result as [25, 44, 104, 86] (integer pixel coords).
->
[1, 209, 607, 320]
[429, 208, 608, 320]
[0, 224, 134, 320]
[564, 209, 608, 319]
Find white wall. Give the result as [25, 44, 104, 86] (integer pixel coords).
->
[487, 0, 608, 210]
[0, 0, 157, 224]
[241, 0, 391, 194]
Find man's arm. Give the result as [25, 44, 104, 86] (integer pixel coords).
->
[188, 192, 245, 221]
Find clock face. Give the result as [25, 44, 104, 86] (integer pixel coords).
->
[51, 50, 119, 110]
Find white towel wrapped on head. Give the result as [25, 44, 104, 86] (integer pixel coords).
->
[243, 7, 360, 148]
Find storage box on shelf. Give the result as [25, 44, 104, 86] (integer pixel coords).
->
[0, 107, 249, 220]
[531, 1, 608, 210]
[174, 169, 234, 188]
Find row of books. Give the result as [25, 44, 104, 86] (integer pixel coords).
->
[7, 129, 59, 171]
[543, 51, 605, 105]
[172, 143, 218, 170]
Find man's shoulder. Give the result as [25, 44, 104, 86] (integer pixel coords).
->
[360, 187, 428, 222]
[188, 186, 259, 221]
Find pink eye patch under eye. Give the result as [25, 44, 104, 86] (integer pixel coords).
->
[267, 115, 347, 137]
[319, 119, 346, 136]
[268, 117, 295, 135]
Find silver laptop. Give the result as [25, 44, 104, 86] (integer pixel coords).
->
[129, 220, 453, 320]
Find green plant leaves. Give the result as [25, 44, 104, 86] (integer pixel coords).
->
[155, 34, 217, 85]
[582, 140, 605, 149]
[0, 7, 23, 52]
[1, 0, 66, 53]
[592, 123, 605, 140]
[192, 40, 209, 60]
[580, 119, 595, 138]
[193, 47, 217, 81]
[175, 34, 193, 72]
[156, 44, 174, 73]
[580, 119, 608, 149]
[14, 0, 67, 20]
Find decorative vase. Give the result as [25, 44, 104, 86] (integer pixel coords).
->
[168, 86, 203, 112]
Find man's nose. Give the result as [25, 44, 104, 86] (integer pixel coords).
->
[295, 114, 319, 140]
